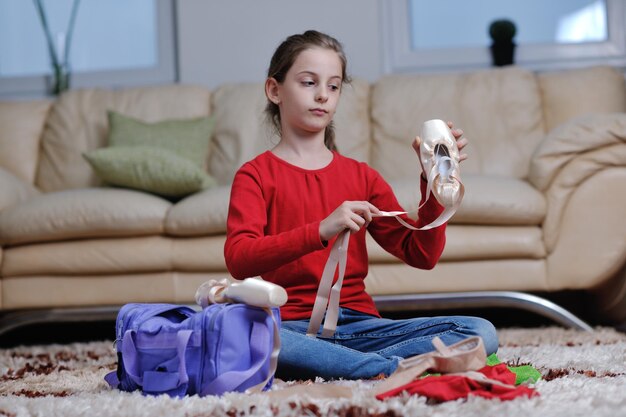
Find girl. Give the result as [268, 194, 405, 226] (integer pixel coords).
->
[224, 30, 498, 380]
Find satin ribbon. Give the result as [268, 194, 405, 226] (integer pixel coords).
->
[307, 153, 464, 338]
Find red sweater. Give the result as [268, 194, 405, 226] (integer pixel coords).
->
[224, 151, 446, 320]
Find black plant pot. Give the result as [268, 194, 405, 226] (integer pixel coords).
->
[490, 42, 516, 67]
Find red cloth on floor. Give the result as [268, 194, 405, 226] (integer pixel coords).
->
[376, 364, 538, 402]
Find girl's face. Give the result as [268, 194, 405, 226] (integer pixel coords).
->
[270, 47, 343, 138]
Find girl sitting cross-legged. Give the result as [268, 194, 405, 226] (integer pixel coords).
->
[224, 30, 498, 380]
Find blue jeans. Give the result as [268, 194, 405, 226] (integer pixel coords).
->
[276, 308, 498, 380]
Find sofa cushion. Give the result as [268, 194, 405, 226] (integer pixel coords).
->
[0, 188, 171, 246]
[389, 174, 546, 226]
[1, 272, 224, 309]
[36, 85, 212, 192]
[365, 259, 548, 295]
[2, 236, 174, 277]
[107, 111, 215, 169]
[539, 66, 626, 133]
[83, 146, 216, 198]
[2, 236, 228, 277]
[367, 225, 545, 263]
[208, 79, 371, 184]
[0, 100, 50, 184]
[371, 67, 544, 181]
[164, 185, 231, 236]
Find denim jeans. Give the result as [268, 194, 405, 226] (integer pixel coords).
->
[276, 307, 498, 381]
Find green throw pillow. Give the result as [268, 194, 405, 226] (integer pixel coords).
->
[107, 111, 214, 169]
[83, 146, 217, 198]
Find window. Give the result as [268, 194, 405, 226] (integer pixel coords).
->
[0, 0, 176, 98]
[381, 0, 626, 73]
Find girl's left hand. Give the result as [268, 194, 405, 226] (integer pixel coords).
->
[447, 120, 468, 163]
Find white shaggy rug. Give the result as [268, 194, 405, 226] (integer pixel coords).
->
[1, 327, 625, 417]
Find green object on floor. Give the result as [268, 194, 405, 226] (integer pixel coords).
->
[487, 353, 542, 385]
[487, 353, 501, 366]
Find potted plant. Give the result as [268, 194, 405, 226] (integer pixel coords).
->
[488, 19, 516, 67]
[33, 0, 81, 95]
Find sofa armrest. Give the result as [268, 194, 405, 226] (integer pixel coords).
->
[529, 113, 626, 190]
[0, 167, 40, 212]
[528, 114, 626, 252]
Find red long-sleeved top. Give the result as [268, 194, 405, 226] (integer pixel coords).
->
[224, 151, 446, 320]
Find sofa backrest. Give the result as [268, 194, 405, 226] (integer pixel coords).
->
[370, 67, 546, 180]
[207, 79, 371, 185]
[36, 85, 212, 192]
[538, 66, 626, 133]
[7, 65, 625, 191]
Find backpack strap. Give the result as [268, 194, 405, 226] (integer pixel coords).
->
[104, 369, 119, 388]
[256, 307, 281, 392]
[142, 330, 193, 395]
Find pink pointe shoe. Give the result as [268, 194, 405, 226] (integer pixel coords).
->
[417, 119, 464, 227]
[373, 336, 486, 396]
[195, 277, 288, 308]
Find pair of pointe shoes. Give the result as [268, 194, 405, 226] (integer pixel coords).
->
[195, 277, 288, 309]
[373, 336, 486, 396]
[416, 119, 464, 210]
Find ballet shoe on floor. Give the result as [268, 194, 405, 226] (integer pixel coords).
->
[372, 336, 486, 396]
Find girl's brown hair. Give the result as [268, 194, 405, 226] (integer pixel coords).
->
[265, 30, 351, 151]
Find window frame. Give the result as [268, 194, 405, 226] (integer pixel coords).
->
[0, 0, 177, 99]
[381, 0, 626, 74]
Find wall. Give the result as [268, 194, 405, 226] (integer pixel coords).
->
[178, 0, 626, 89]
[176, 0, 382, 89]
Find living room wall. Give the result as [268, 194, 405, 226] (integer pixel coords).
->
[177, 0, 626, 89]
[176, 0, 382, 89]
[1, 1, 623, 98]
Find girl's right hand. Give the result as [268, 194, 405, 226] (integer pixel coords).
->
[319, 201, 381, 241]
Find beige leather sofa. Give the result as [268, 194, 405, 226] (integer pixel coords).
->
[1, 65, 625, 334]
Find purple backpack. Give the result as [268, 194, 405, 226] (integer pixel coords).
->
[105, 303, 281, 397]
